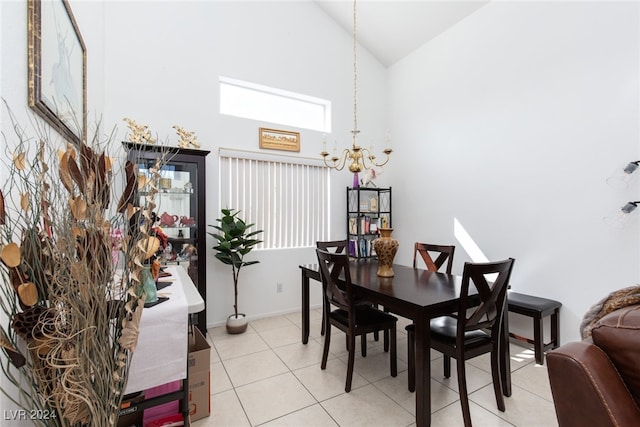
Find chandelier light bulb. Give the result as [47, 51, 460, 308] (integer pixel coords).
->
[606, 160, 640, 189]
[604, 201, 640, 228]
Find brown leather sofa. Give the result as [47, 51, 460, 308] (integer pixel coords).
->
[547, 305, 640, 427]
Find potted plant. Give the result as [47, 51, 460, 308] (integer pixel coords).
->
[209, 208, 263, 334]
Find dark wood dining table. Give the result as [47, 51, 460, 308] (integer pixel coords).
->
[299, 260, 512, 427]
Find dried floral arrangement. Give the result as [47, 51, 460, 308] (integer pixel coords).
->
[123, 118, 156, 145]
[0, 107, 169, 426]
[172, 125, 200, 149]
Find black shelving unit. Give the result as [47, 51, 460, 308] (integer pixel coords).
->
[346, 186, 392, 258]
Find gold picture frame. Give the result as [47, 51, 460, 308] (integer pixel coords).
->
[28, 0, 87, 146]
[259, 128, 300, 152]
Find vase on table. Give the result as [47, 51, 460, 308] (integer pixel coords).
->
[373, 228, 399, 277]
[141, 265, 158, 304]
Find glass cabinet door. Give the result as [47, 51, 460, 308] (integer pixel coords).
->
[125, 142, 210, 334]
[137, 160, 198, 264]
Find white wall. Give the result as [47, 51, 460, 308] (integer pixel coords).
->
[0, 0, 388, 413]
[2, 0, 638, 365]
[0, 0, 107, 420]
[388, 1, 640, 343]
[1, 0, 106, 139]
[100, 0, 389, 327]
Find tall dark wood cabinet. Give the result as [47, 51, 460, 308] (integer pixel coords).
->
[124, 142, 210, 334]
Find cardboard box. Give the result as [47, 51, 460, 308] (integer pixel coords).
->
[188, 327, 210, 421]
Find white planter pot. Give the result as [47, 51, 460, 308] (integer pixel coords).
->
[226, 313, 248, 334]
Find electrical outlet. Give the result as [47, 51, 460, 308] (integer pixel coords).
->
[276, 283, 283, 293]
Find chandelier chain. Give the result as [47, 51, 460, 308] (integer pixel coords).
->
[319, 0, 392, 174]
[352, 0, 358, 140]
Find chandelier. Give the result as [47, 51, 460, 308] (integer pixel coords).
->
[321, 0, 392, 174]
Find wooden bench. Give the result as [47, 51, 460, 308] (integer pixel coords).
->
[507, 292, 562, 365]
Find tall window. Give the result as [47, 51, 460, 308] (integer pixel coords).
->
[219, 76, 331, 133]
[219, 149, 330, 249]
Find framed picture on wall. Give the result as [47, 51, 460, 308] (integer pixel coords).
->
[28, 0, 87, 146]
[259, 128, 300, 152]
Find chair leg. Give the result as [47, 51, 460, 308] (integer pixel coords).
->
[534, 313, 543, 365]
[551, 309, 560, 350]
[443, 355, 451, 378]
[348, 334, 368, 356]
[373, 304, 380, 341]
[361, 334, 367, 357]
[406, 325, 415, 392]
[382, 305, 391, 344]
[390, 326, 397, 377]
[491, 344, 506, 412]
[321, 297, 327, 336]
[346, 334, 356, 393]
[321, 322, 331, 370]
[456, 359, 472, 427]
[383, 327, 390, 352]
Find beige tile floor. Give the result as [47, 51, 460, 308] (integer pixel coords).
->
[193, 309, 558, 427]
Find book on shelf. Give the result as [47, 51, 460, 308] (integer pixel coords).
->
[359, 238, 369, 257]
[349, 217, 358, 234]
[360, 216, 371, 234]
[348, 239, 357, 257]
[348, 237, 376, 258]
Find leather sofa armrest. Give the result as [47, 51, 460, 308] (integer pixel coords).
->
[547, 341, 640, 427]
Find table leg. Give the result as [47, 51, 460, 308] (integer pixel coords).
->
[301, 269, 310, 344]
[414, 316, 430, 427]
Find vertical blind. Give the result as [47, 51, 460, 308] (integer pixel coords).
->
[219, 150, 331, 249]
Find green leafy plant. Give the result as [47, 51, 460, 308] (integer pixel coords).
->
[208, 208, 263, 318]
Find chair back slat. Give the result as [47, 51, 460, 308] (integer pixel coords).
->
[316, 248, 352, 309]
[317, 240, 348, 254]
[458, 258, 515, 334]
[413, 243, 455, 274]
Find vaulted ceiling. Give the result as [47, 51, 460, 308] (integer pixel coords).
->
[314, 0, 489, 67]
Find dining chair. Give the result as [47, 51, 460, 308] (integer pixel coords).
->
[316, 240, 379, 354]
[316, 240, 348, 335]
[407, 258, 515, 427]
[316, 240, 349, 337]
[406, 242, 456, 391]
[316, 239, 349, 254]
[413, 242, 455, 272]
[316, 248, 398, 392]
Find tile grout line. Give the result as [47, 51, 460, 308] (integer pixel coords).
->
[204, 314, 553, 427]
